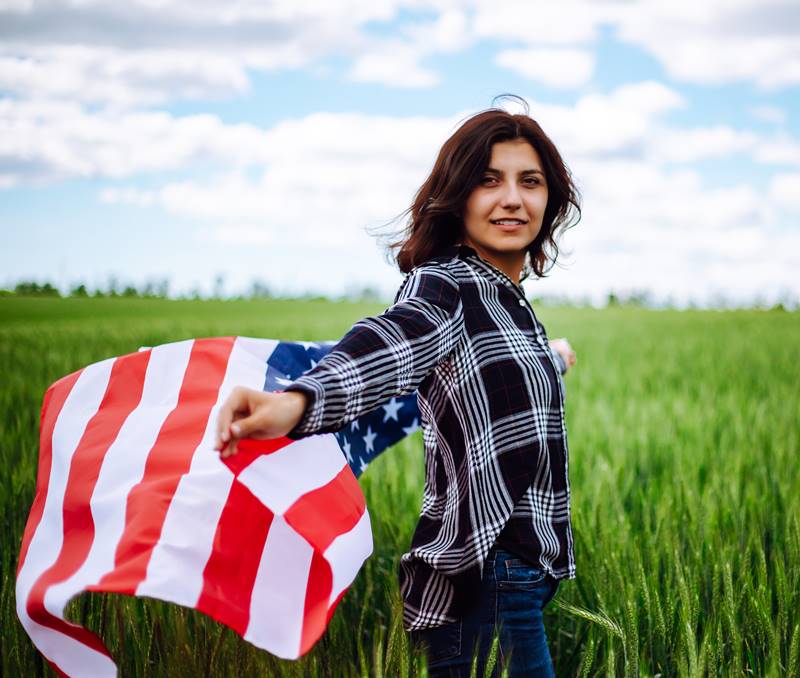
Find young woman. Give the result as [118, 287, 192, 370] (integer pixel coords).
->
[215, 101, 580, 677]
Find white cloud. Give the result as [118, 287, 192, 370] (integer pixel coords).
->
[0, 1, 479, 104]
[0, 47, 250, 107]
[112, 111, 466, 248]
[348, 42, 440, 88]
[769, 173, 800, 212]
[647, 126, 759, 163]
[529, 158, 799, 306]
[754, 135, 800, 166]
[348, 8, 472, 88]
[473, 0, 607, 44]
[99, 186, 156, 206]
[750, 105, 788, 125]
[472, 0, 800, 90]
[1, 0, 798, 110]
[0, 0, 421, 103]
[522, 81, 685, 159]
[401, 8, 471, 53]
[494, 47, 594, 89]
[0, 98, 277, 185]
[0, 97, 479, 186]
[612, 0, 800, 89]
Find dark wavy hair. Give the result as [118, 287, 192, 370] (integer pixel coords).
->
[389, 95, 581, 279]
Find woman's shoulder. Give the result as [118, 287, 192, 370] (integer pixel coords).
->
[394, 257, 462, 306]
[408, 244, 469, 280]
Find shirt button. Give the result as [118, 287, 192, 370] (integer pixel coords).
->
[518, 299, 526, 306]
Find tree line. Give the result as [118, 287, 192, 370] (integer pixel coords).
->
[1, 279, 796, 311]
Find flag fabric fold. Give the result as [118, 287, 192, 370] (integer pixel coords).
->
[16, 336, 420, 677]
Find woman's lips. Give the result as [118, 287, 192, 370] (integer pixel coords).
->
[490, 220, 527, 232]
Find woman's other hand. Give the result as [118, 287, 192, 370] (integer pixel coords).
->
[549, 338, 577, 372]
[214, 387, 308, 458]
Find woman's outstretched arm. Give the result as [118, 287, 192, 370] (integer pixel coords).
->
[215, 265, 463, 456]
[285, 265, 463, 437]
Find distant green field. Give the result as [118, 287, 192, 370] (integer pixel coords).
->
[2, 297, 798, 677]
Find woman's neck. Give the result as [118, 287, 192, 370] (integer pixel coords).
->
[461, 239, 526, 284]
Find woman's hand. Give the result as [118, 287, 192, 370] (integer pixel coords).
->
[549, 338, 577, 372]
[214, 387, 309, 458]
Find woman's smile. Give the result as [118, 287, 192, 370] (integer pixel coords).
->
[490, 218, 529, 232]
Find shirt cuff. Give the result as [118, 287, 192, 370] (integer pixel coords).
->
[283, 375, 325, 440]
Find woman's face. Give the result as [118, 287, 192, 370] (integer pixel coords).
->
[462, 138, 549, 265]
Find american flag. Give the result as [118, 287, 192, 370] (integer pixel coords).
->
[16, 336, 420, 677]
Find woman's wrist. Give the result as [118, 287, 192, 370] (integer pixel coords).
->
[282, 390, 309, 430]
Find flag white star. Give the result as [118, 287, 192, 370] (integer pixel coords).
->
[298, 341, 319, 351]
[382, 397, 403, 423]
[359, 458, 368, 474]
[309, 359, 317, 369]
[274, 376, 293, 385]
[342, 438, 352, 464]
[362, 426, 377, 453]
[402, 418, 420, 436]
[351, 420, 360, 431]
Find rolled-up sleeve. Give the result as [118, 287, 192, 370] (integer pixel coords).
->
[284, 265, 464, 438]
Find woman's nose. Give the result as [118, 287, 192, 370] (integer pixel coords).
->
[500, 182, 522, 208]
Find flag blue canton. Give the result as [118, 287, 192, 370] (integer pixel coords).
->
[262, 341, 420, 477]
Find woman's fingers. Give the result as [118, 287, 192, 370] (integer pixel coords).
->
[215, 389, 307, 458]
[220, 437, 239, 459]
[216, 388, 280, 458]
[229, 410, 268, 440]
[215, 386, 249, 451]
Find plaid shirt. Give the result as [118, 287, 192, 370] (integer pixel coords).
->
[286, 243, 576, 630]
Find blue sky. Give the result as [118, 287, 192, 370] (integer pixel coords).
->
[1, 1, 799, 306]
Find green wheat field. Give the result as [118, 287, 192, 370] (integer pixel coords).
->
[1, 296, 798, 677]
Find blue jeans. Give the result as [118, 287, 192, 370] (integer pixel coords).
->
[410, 548, 560, 677]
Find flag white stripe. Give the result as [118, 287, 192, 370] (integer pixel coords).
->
[15, 358, 117, 677]
[23, 615, 116, 678]
[44, 341, 194, 614]
[324, 509, 373, 607]
[137, 337, 279, 607]
[237, 432, 345, 515]
[244, 515, 313, 659]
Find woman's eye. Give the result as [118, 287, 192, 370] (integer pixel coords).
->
[481, 176, 498, 185]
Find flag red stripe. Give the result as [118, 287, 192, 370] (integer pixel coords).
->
[283, 465, 366, 553]
[98, 337, 235, 594]
[299, 550, 333, 656]
[17, 369, 83, 576]
[196, 478, 275, 635]
[26, 350, 151, 657]
[223, 436, 293, 477]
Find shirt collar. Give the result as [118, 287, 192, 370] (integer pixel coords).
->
[442, 242, 479, 260]
[444, 242, 526, 291]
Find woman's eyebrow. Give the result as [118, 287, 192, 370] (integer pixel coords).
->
[485, 167, 544, 176]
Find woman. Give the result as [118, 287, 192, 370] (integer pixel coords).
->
[215, 100, 580, 677]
